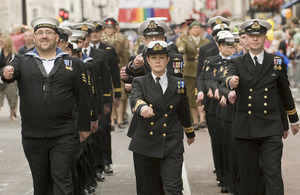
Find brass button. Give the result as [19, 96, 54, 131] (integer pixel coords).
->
[248, 111, 252, 114]
[149, 104, 153, 108]
[264, 95, 267, 99]
[163, 123, 167, 127]
[150, 122, 154, 126]
[265, 88, 268, 92]
[163, 133, 166, 137]
[264, 103, 267, 106]
[264, 110, 267, 114]
[249, 88, 253, 92]
[152, 113, 155, 116]
[164, 114, 168, 117]
[248, 96, 252, 100]
[150, 131, 153, 135]
[248, 103, 251, 107]
[170, 105, 173, 109]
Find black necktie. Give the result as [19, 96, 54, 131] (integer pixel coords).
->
[93, 45, 96, 49]
[254, 56, 262, 70]
[84, 49, 88, 55]
[156, 77, 163, 94]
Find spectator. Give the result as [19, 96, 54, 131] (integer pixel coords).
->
[18, 27, 35, 54]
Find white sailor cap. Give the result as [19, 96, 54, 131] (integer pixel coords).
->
[212, 23, 230, 36]
[207, 16, 230, 28]
[31, 16, 60, 34]
[138, 19, 170, 36]
[146, 41, 169, 54]
[69, 30, 88, 42]
[85, 19, 106, 30]
[72, 23, 96, 34]
[232, 32, 240, 42]
[240, 19, 272, 35]
[216, 31, 235, 45]
[58, 26, 72, 40]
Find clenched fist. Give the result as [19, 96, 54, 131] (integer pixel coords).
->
[229, 75, 239, 89]
[3, 65, 14, 80]
[133, 54, 144, 69]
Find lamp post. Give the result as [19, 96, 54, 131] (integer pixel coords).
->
[22, 0, 27, 25]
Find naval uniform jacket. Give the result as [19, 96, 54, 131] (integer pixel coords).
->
[129, 73, 195, 158]
[225, 51, 298, 139]
[0, 48, 91, 138]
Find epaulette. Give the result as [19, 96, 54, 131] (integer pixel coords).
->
[106, 47, 112, 50]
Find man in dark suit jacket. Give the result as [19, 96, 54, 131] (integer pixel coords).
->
[225, 19, 299, 195]
[129, 41, 195, 195]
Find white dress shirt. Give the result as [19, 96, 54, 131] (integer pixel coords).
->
[42, 59, 55, 74]
[151, 72, 168, 94]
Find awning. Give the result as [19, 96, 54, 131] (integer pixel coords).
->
[281, 0, 300, 9]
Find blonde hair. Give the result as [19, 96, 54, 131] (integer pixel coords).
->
[1, 34, 16, 54]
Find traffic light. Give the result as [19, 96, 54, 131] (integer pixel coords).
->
[59, 8, 69, 21]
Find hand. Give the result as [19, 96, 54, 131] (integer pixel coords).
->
[120, 67, 129, 81]
[291, 123, 299, 135]
[207, 88, 213, 98]
[133, 54, 144, 68]
[114, 98, 120, 108]
[283, 130, 289, 139]
[124, 83, 132, 92]
[214, 89, 220, 100]
[220, 95, 227, 107]
[3, 65, 14, 79]
[141, 106, 154, 118]
[91, 121, 98, 133]
[228, 90, 237, 104]
[103, 103, 110, 115]
[229, 75, 239, 88]
[196, 92, 204, 106]
[79, 131, 91, 142]
[187, 137, 195, 145]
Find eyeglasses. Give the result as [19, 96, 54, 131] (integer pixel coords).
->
[35, 31, 56, 37]
[145, 34, 164, 40]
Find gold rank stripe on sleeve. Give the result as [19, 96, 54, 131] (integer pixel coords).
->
[183, 126, 194, 133]
[134, 99, 147, 111]
[114, 88, 122, 92]
[92, 86, 95, 94]
[90, 110, 93, 116]
[225, 76, 232, 89]
[106, 47, 112, 50]
[82, 73, 87, 83]
[103, 92, 112, 97]
[127, 63, 143, 73]
[286, 108, 297, 115]
[195, 88, 198, 96]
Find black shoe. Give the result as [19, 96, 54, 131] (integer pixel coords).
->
[85, 189, 94, 195]
[122, 117, 129, 124]
[96, 172, 105, 182]
[221, 187, 231, 193]
[217, 181, 222, 187]
[105, 164, 113, 174]
[213, 168, 216, 173]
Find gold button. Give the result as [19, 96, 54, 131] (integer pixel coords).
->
[152, 113, 155, 116]
[264, 110, 267, 114]
[248, 103, 251, 107]
[150, 122, 154, 126]
[170, 105, 173, 109]
[149, 104, 152, 108]
[264, 95, 267, 99]
[249, 88, 253, 92]
[163, 133, 166, 137]
[164, 114, 168, 117]
[264, 103, 267, 106]
[150, 131, 153, 135]
[248, 111, 252, 114]
[248, 96, 252, 100]
[163, 123, 167, 127]
[265, 88, 268, 92]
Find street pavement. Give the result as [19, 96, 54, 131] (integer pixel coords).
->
[1, 88, 300, 194]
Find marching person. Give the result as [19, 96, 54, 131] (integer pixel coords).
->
[129, 41, 195, 195]
[225, 19, 299, 195]
[0, 17, 92, 194]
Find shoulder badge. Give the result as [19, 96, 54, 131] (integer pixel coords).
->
[174, 57, 180, 61]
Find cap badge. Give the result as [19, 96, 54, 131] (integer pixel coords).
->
[153, 43, 163, 51]
[81, 24, 88, 31]
[148, 21, 158, 29]
[252, 21, 260, 30]
[216, 18, 222, 24]
[220, 24, 224, 30]
[93, 22, 99, 27]
[107, 21, 112, 25]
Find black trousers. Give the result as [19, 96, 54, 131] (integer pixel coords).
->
[133, 153, 183, 195]
[22, 134, 75, 195]
[235, 136, 283, 195]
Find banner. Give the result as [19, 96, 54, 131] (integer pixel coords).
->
[119, 0, 170, 9]
[119, 8, 171, 23]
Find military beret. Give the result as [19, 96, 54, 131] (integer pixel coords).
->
[146, 41, 169, 54]
[212, 23, 230, 36]
[207, 16, 230, 28]
[240, 19, 271, 35]
[72, 23, 96, 34]
[31, 16, 60, 34]
[185, 18, 196, 26]
[138, 20, 170, 36]
[189, 21, 205, 28]
[85, 19, 106, 31]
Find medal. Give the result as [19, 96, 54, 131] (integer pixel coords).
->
[177, 88, 181, 93]
[177, 81, 181, 93]
[274, 64, 278, 70]
[278, 65, 282, 70]
[181, 88, 184, 93]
